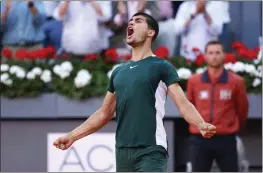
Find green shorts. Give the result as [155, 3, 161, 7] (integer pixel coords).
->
[115, 145, 168, 172]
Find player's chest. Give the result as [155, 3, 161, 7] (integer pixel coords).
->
[113, 64, 160, 90]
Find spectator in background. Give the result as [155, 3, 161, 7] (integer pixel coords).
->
[174, 0, 223, 60]
[1, 0, 45, 55]
[53, 1, 112, 58]
[153, 1, 177, 57]
[186, 40, 248, 172]
[111, 0, 159, 48]
[43, 1, 62, 53]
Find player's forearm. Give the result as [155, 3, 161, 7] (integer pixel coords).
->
[68, 110, 112, 141]
[59, 1, 70, 18]
[179, 100, 206, 129]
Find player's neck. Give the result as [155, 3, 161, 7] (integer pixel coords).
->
[207, 66, 224, 80]
[131, 44, 153, 61]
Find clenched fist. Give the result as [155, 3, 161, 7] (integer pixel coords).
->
[199, 122, 216, 138]
[53, 134, 74, 150]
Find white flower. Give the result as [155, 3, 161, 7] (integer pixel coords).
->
[257, 65, 261, 72]
[9, 65, 21, 74]
[53, 64, 71, 79]
[74, 69, 92, 88]
[61, 61, 73, 72]
[224, 63, 233, 71]
[1, 73, 12, 86]
[31, 67, 42, 76]
[0, 64, 9, 72]
[252, 78, 261, 87]
[9, 65, 26, 78]
[59, 71, 70, 79]
[40, 70, 52, 83]
[1, 73, 9, 82]
[26, 71, 36, 80]
[107, 64, 121, 79]
[177, 68, 192, 80]
[3, 79, 13, 85]
[42, 69, 51, 77]
[53, 65, 61, 75]
[256, 71, 262, 78]
[244, 64, 257, 76]
[77, 69, 90, 77]
[232, 62, 245, 73]
[15, 69, 26, 79]
[195, 68, 205, 74]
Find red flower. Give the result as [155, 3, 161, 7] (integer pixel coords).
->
[124, 54, 132, 61]
[224, 53, 237, 64]
[195, 53, 206, 66]
[104, 48, 118, 62]
[253, 46, 260, 54]
[192, 47, 200, 53]
[186, 58, 192, 63]
[61, 52, 70, 59]
[232, 41, 246, 50]
[154, 46, 169, 59]
[245, 50, 258, 60]
[45, 46, 56, 58]
[237, 48, 248, 57]
[1, 48, 13, 59]
[27, 50, 38, 60]
[15, 49, 28, 60]
[84, 53, 97, 61]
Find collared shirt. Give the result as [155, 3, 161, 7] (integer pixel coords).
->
[1, 1, 45, 45]
[53, 1, 112, 55]
[174, 1, 225, 60]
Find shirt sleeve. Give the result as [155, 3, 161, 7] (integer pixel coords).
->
[161, 61, 180, 87]
[173, 2, 189, 35]
[107, 68, 117, 93]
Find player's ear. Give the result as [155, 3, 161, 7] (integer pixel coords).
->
[148, 29, 155, 38]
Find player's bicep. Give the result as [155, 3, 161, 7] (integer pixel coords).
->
[168, 83, 189, 111]
[100, 91, 116, 119]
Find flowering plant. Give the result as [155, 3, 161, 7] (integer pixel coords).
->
[0, 43, 261, 100]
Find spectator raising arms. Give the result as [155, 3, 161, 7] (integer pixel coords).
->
[1, 0, 45, 57]
[53, 1, 112, 58]
[174, 0, 223, 60]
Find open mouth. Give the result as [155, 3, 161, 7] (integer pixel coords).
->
[127, 27, 134, 38]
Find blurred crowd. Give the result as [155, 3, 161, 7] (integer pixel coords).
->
[1, 0, 233, 60]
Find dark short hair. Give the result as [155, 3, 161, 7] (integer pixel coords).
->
[132, 12, 159, 41]
[205, 40, 224, 52]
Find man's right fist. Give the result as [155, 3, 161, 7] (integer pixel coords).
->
[53, 135, 74, 150]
